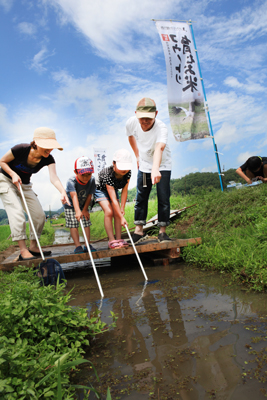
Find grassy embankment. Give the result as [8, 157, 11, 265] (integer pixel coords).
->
[1, 184, 267, 290]
[174, 184, 267, 292]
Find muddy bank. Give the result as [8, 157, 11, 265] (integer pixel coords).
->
[0, 245, 19, 264]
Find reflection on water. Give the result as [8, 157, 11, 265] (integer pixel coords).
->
[67, 262, 267, 399]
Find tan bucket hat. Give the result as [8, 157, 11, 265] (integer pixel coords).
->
[33, 127, 63, 150]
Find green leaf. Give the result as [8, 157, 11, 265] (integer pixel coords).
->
[44, 391, 55, 397]
[106, 387, 112, 400]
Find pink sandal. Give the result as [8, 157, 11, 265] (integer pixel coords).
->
[117, 239, 129, 248]
[108, 240, 123, 249]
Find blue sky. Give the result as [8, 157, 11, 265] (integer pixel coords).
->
[1, 0, 267, 210]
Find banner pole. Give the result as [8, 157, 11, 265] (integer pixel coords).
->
[188, 20, 224, 192]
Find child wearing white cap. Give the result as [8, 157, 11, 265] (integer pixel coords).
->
[64, 156, 96, 254]
[94, 149, 132, 249]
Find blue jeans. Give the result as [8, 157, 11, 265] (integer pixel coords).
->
[134, 170, 171, 227]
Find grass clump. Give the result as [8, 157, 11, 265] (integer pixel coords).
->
[0, 267, 116, 399]
[176, 185, 267, 291]
[0, 225, 12, 251]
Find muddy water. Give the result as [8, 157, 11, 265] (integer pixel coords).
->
[53, 227, 79, 244]
[66, 259, 267, 399]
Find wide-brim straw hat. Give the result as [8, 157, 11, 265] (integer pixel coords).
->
[33, 127, 63, 150]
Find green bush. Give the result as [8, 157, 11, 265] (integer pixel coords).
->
[0, 267, 116, 399]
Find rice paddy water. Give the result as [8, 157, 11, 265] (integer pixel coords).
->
[65, 258, 267, 399]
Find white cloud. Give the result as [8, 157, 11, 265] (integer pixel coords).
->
[29, 46, 55, 73]
[49, 69, 170, 129]
[237, 151, 254, 165]
[0, 103, 59, 145]
[17, 22, 37, 35]
[42, 0, 184, 63]
[207, 90, 266, 139]
[224, 76, 266, 94]
[182, 166, 199, 175]
[224, 77, 243, 89]
[0, 0, 13, 12]
[197, 2, 267, 47]
[214, 123, 238, 148]
[201, 164, 217, 173]
[42, 0, 267, 73]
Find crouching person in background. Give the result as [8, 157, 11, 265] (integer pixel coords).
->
[236, 156, 267, 184]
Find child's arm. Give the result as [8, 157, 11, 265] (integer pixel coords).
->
[120, 180, 130, 216]
[70, 191, 82, 220]
[128, 136, 139, 169]
[82, 194, 92, 220]
[106, 185, 127, 226]
[236, 167, 252, 184]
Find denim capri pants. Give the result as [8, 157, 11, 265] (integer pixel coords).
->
[94, 188, 120, 203]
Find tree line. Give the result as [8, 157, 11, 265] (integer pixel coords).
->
[126, 168, 241, 201]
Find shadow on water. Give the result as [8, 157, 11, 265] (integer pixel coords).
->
[64, 259, 267, 400]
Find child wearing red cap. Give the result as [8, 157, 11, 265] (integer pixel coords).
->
[64, 156, 96, 254]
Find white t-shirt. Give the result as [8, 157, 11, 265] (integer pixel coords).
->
[126, 116, 172, 173]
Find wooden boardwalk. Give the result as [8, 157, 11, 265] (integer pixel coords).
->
[0, 237, 201, 271]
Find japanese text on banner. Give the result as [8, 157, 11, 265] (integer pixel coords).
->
[155, 21, 210, 142]
[93, 148, 107, 179]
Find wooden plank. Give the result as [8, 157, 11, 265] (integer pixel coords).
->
[155, 247, 181, 259]
[0, 237, 201, 271]
[148, 247, 181, 266]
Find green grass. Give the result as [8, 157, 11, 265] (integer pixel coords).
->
[50, 218, 65, 225]
[0, 224, 11, 242]
[0, 221, 56, 252]
[90, 198, 162, 240]
[173, 185, 267, 291]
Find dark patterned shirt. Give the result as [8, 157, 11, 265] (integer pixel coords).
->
[96, 165, 131, 191]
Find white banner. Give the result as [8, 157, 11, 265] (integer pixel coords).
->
[155, 21, 210, 142]
[93, 148, 107, 178]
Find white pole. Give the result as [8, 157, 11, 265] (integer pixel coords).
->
[19, 183, 45, 261]
[125, 224, 148, 281]
[80, 218, 104, 298]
